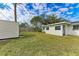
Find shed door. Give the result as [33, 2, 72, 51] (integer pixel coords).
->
[63, 25, 65, 36]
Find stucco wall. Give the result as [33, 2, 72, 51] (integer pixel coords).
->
[43, 24, 79, 36]
[64, 24, 79, 36]
[43, 25, 63, 36]
[64, 25, 70, 35]
[0, 20, 19, 39]
[67, 25, 79, 36]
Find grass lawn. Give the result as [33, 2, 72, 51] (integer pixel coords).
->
[0, 32, 79, 56]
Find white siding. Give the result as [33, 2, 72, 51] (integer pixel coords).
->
[68, 25, 79, 36]
[71, 30, 79, 36]
[65, 24, 79, 36]
[0, 20, 19, 39]
[43, 25, 63, 36]
[64, 25, 70, 35]
[43, 23, 79, 36]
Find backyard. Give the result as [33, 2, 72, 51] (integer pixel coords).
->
[0, 32, 79, 56]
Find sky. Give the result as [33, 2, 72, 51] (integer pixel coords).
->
[0, 3, 79, 23]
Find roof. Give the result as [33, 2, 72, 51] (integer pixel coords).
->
[0, 20, 15, 23]
[42, 21, 71, 27]
[71, 21, 79, 25]
[71, 21, 79, 23]
[42, 21, 79, 27]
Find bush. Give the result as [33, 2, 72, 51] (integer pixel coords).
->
[19, 22, 42, 32]
[33, 27, 42, 32]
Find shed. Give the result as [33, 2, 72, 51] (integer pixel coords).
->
[0, 20, 19, 39]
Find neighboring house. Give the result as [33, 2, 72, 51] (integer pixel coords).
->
[42, 21, 79, 36]
[0, 20, 19, 39]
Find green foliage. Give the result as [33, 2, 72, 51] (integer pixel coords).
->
[19, 23, 26, 28]
[31, 16, 42, 25]
[31, 16, 43, 32]
[30, 14, 69, 32]
[31, 14, 69, 25]
[44, 14, 69, 24]
[19, 14, 69, 32]
[33, 27, 42, 32]
[19, 22, 42, 32]
[19, 22, 28, 32]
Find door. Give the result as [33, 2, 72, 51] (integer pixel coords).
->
[63, 25, 65, 36]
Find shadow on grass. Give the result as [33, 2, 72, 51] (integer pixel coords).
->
[0, 32, 36, 41]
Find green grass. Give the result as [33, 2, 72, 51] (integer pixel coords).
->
[0, 32, 79, 56]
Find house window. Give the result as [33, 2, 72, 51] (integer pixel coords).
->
[43, 27, 45, 30]
[46, 27, 49, 30]
[73, 25, 79, 30]
[55, 26, 61, 30]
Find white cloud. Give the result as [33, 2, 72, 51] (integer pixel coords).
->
[58, 8, 69, 12]
[65, 4, 70, 7]
[54, 5, 59, 8]
[32, 3, 48, 15]
[46, 11, 54, 15]
[0, 3, 36, 23]
[55, 11, 61, 16]
[17, 4, 36, 23]
[0, 5, 14, 21]
[67, 12, 73, 14]
[69, 7, 74, 9]
[0, 3, 78, 23]
[32, 3, 45, 10]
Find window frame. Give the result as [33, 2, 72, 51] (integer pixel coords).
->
[73, 25, 79, 30]
[55, 26, 61, 30]
[46, 26, 49, 30]
[43, 27, 45, 30]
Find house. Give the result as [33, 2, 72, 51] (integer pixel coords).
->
[0, 20, 19, 39]
[42, 21, 79, 36]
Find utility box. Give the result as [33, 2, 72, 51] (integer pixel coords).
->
[0, 20, 19, 39]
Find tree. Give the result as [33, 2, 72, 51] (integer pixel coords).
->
[46, 14, 69, 24]
[47, 15, 59, 23]
[30, 14, 69, 32]
[31, 16, 42, 27]
[31, 16, 43, 32]
[57, 17, 70, 22]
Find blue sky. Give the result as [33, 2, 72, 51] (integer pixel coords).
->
[0, 3, 79, 23]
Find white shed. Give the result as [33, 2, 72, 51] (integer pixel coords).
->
[0, 20, 19, 39]
[42, 21, 79, 36]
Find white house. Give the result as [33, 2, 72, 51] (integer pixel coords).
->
[0, 20, 19, 39]
[42, 21, 79, 36]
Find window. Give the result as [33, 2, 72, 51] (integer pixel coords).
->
[55, 26, 61, 30]
[46, 27, 49, 30]
[73, 25, 79, 30]
[43, 27, 45, 30]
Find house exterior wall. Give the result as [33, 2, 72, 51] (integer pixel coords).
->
[67, 25, 79, 36]
[60, 24, 79, 36]
[71, 30, 79, 36]
[43, 25, 63, 36]
[43, 23, 79, 36]
[64, 25, 71, 35]
[0, 20, 19, 39]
